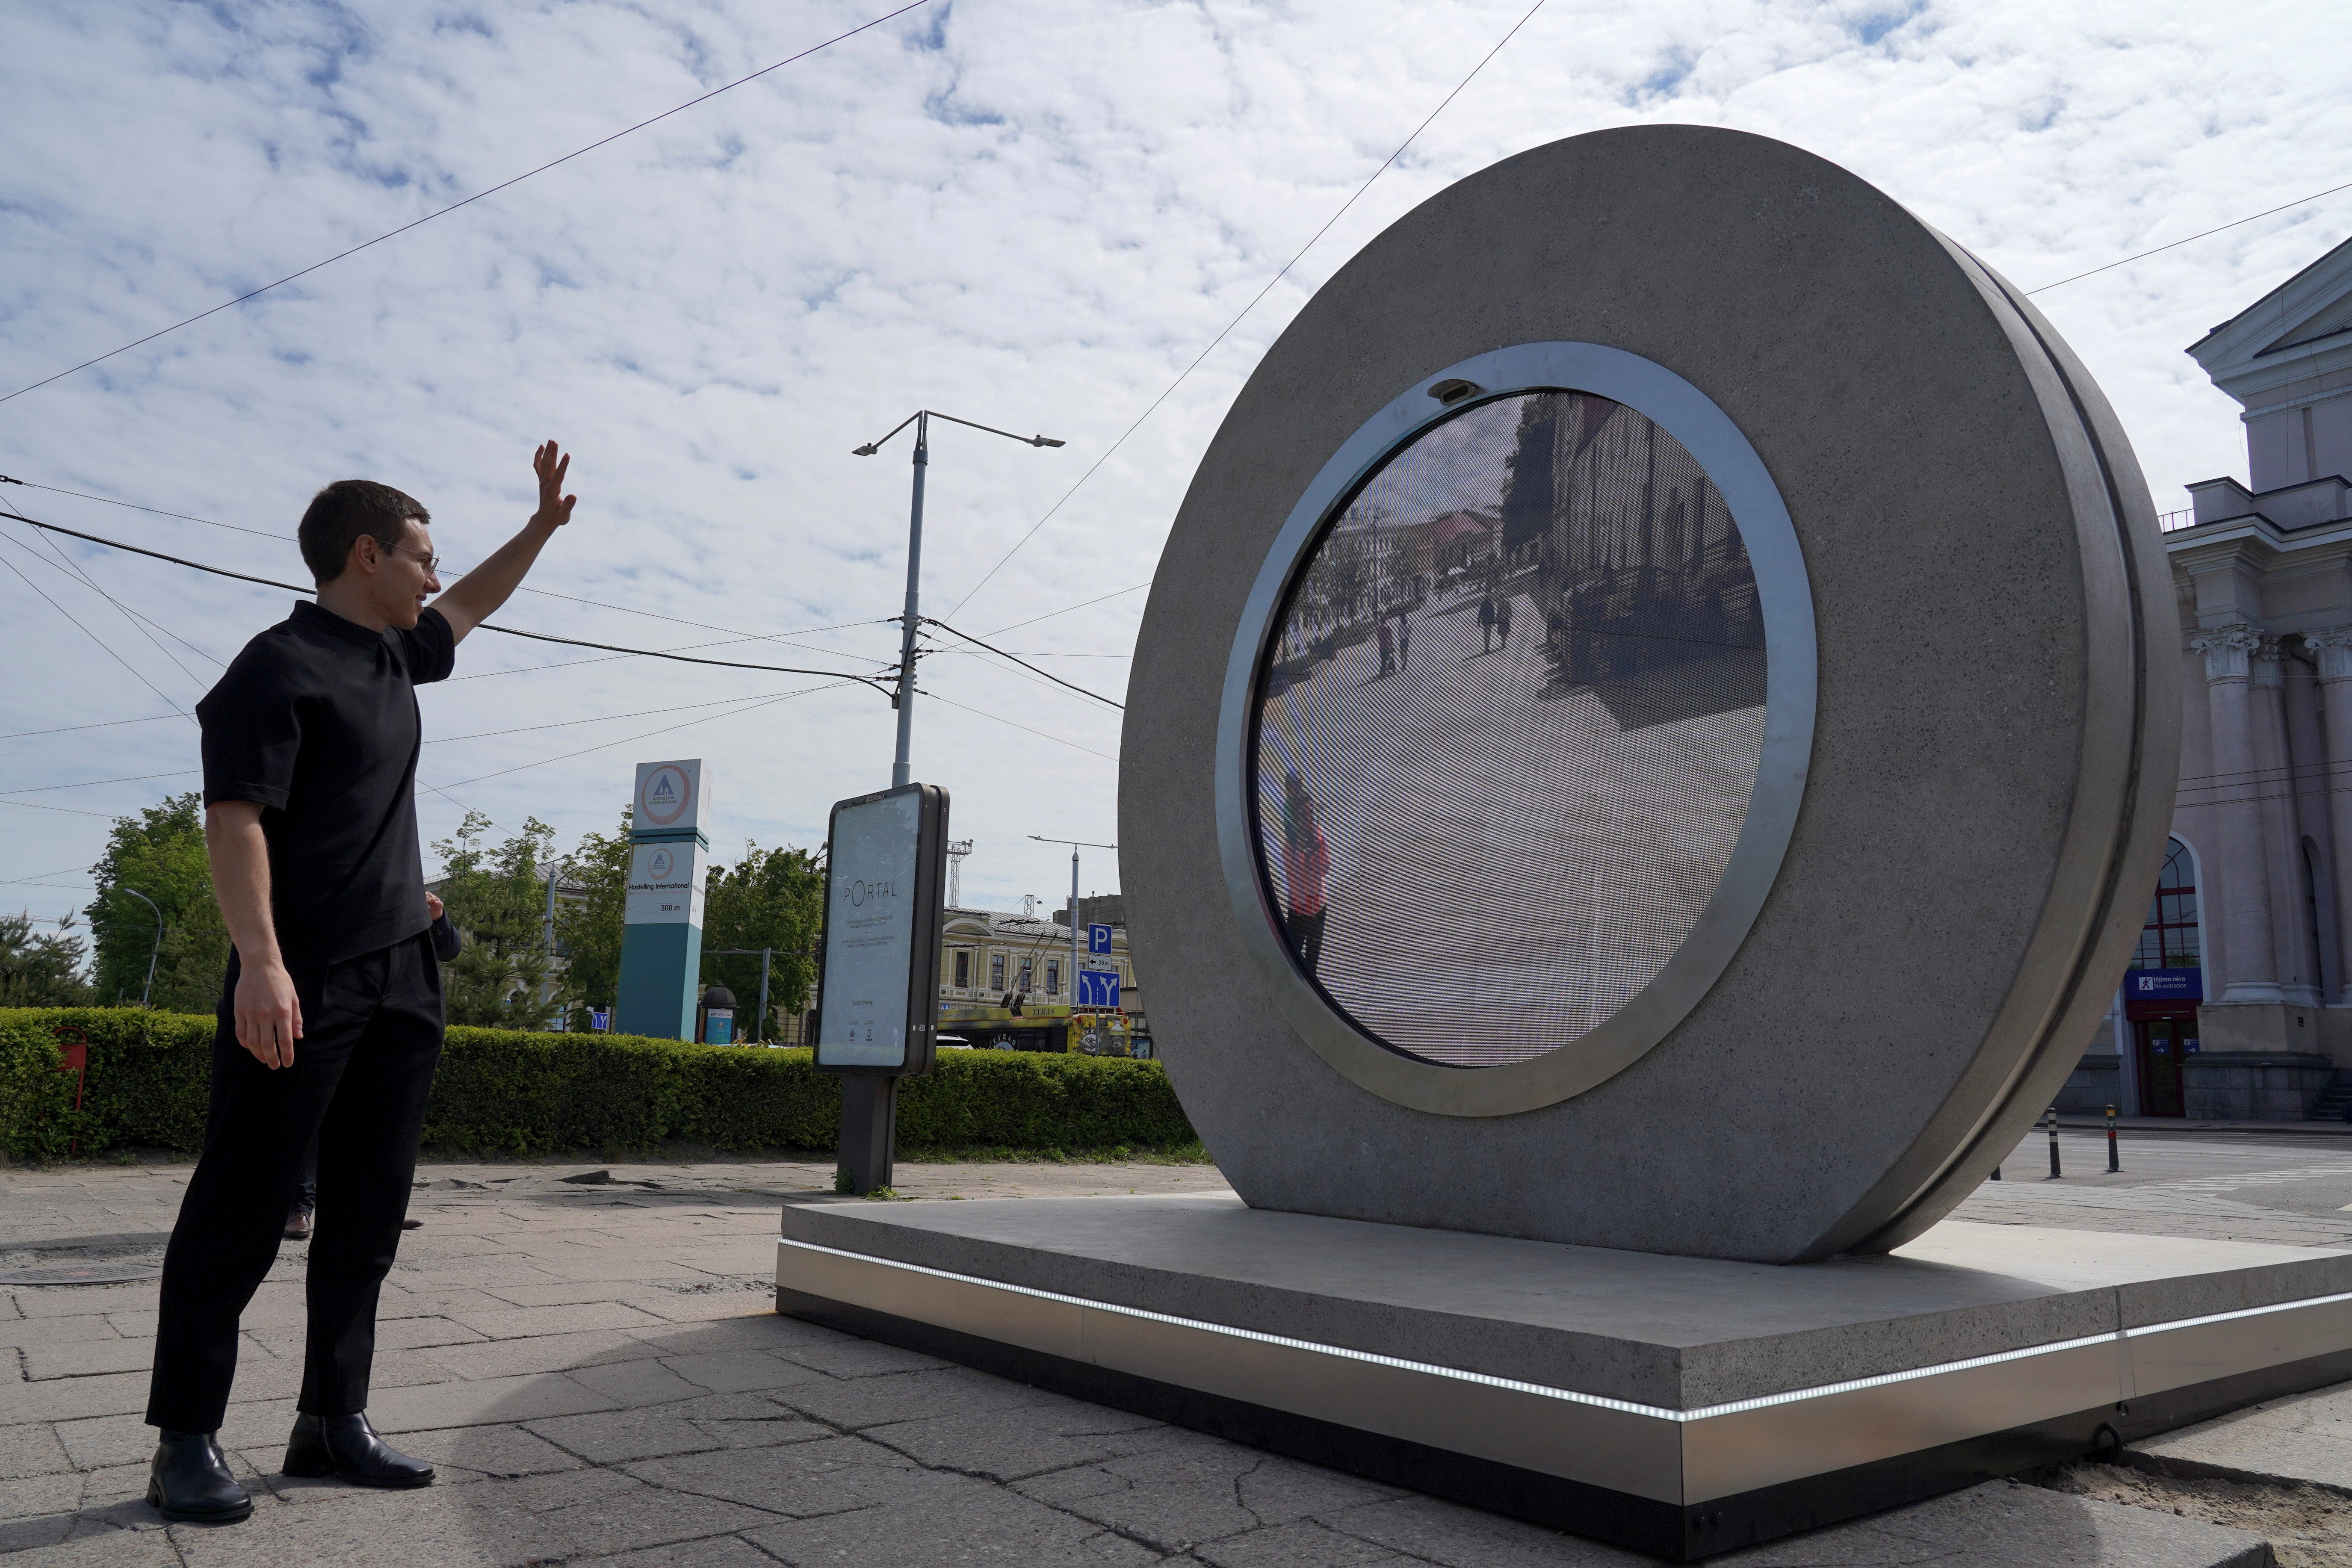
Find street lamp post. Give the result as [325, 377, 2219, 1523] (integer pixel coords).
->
[1028, 836, 1115, 1024]
[853, 410, 1064, 787]
[112, 886, 163, 1008]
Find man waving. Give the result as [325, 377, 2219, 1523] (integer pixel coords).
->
[145, 444, 578, 1523]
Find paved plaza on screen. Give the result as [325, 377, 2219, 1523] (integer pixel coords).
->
[1259, 582, 1762, 1064]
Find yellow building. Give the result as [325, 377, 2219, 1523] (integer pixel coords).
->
[936, 907, 1150, 1057]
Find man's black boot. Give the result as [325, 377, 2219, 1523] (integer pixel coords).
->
[282, 1411, 434, 1487]
[147, 1430, 253, 1523]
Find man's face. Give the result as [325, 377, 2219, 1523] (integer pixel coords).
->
[374, 519, 441, 629]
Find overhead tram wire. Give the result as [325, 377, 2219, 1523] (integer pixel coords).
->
[0, 508, 901, 699]
[920, 618, 1124, 709]
[2025, 175, 2352, 295]
[980, 581, 1151, 638]
[0, 475, 892, 658]
[0, 548, 193, 724]
[919, 690, 1117, 765]
[0, 0, 934, 407]
[0, 684, 872, 801]
[939, 0, 1552, 623]
[2, 523, 217, 685]
[0, 714, 187, 742]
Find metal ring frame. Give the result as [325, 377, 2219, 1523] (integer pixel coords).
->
[1213, 343, 1818, 1117]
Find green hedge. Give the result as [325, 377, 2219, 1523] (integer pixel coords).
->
[0, 1007, 1194, 1161]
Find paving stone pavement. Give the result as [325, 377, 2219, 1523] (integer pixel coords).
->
[0, 1145, 2334, 1566]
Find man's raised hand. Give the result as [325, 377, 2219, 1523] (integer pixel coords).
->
[531, 440, 576, 531]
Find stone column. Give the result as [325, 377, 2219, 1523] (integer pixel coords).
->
[2191, 626, 2281, 1004]
[2308, 627, 2352, 1003]
[2283, 645, 2338, 1000]
[2251, 637, 2322, 1006]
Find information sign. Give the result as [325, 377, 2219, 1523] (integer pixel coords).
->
[816, 783, 950, 1075]
[2124, 968, 2203, 1003]
[1089, 923, 1114, 955]
[1076, 968, 1121, 1009]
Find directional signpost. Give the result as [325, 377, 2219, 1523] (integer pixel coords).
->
[1076, 966, 1120, 1010]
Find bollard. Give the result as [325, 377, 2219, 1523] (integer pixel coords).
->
[2046, 1105, 2062, 1179]
[2107, 1103, 2120, 1173]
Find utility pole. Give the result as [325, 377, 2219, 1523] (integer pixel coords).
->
[854, 410, 1064, 787]
[842, 410, 1060, 1190]
[1029, 836, 1115, 1016]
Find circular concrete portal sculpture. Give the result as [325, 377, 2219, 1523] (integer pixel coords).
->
[1120, 126, 2181, 1263]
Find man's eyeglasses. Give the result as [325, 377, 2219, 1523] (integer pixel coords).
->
[385, 541, 441, 574]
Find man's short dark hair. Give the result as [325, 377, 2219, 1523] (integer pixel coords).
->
[298, 481, 431, 583]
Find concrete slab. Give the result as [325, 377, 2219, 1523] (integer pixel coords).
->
[777, 1195, 2352, 1558]
[776, 1194, 2352, 1409]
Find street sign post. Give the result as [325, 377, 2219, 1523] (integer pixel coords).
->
[815, 783, 950, 1193]
[616, 759, 710, 1038]
[1076, 967, 1120, 1010]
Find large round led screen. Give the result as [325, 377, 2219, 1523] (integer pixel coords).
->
[1253, 391, 1767, 1067]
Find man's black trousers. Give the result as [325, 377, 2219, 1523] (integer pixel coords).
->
[146, 933, 442, 1434]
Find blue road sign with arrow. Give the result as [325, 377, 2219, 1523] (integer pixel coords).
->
[1077, 968, 1120, 1008]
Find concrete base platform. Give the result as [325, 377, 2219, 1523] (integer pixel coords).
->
[774, 1194, 2352, 1561]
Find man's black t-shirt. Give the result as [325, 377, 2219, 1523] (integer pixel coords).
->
[197, 600, 456, 972]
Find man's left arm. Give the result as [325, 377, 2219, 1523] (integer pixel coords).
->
[432, 440, 577, 644]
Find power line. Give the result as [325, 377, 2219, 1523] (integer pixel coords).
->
[0, 474, 891, 660]
[919, 689, 1117, 764]
[2027, 176, 2352, 295]
[979, 581, 1150, 638]
[0, 685, 872, 800]
[939, 0, 1551, 621]
[434, 682, 851, 791]
[0, 714, 185, 742]
[0, 798, 117, 818]
[0, 476, 284, 538]
[922, 618, 1124, 709]
[0, 508, 899, 696]
[0, 546, 193, 723]
[0, 1, 935, 407]
[3, 523, 217, 685]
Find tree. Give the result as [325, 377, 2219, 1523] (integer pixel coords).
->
[431, 812, 559, 1029]
[555, 809, 631, 1029]
[86, 793, 230, 1012]
[701, 844, 826, 1041]
[0, 911, 95, 1007]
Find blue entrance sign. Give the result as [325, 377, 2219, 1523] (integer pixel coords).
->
[1077, 967, 1121, 1008]
[1089, 923, 1114, 955]
[2125, 968, 2203, 1004]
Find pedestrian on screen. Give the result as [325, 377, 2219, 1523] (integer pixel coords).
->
[144, 444, 581, 1525]
[1283, 794, 1331, 977]
[284, 892, 463, 1243]
[1477, 592, 1496, 653]
[1495, 592, 1513, 648]
[1375, 617, 1396, 675]
[1398, 613, 1412, 671]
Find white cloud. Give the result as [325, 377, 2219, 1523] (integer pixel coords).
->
[1, 0, 2345, 930]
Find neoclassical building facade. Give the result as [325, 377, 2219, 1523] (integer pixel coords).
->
[2071, 234, 2352, 1119]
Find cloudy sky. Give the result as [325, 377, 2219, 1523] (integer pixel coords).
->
[2, 0, 2347, 941]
